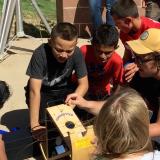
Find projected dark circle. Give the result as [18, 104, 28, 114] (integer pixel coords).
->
[65, 121, 75, 129]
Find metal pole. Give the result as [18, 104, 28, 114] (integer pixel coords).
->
[0, 0, 52, 59]
[16, 0, 25, 37]
[0, 0, 7, 36]
[0, 0, 17, 55]
[30, 0, 51, 34]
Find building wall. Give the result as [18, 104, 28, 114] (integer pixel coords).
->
[56, 0, 145, 37]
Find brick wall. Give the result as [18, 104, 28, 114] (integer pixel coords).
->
[56, 0, 145, 37]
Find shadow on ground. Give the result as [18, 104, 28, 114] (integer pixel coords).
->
[1, 109, 30, 129]
[23, 21, 50, 38]
[1, 109, 37, 160]
[23, 20, 55, 38]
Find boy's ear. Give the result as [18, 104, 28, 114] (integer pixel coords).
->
[124, 17, 132, 25]
[48, 38, 52, 46]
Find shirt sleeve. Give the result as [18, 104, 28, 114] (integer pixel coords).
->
[0, 125, 9, 132]
[112, 55, 124, 84]
[73, 47, 88, 79]
[26, 47, 45, 79]
[80, 45, 87, 58]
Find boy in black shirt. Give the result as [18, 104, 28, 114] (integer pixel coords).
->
[26, 22, 88, 136]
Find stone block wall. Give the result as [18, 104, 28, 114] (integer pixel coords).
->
[56, 0, 145, 37]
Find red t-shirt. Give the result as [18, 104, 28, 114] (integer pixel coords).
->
[80, 45, 124, 97]
[120, 16, 160, 62]
[120, 16, 160, 44]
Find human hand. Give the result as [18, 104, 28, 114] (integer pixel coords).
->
[31, 125, 47, 141]
[65, 95, 76, 109]
[65, 93, 88, 109]
[124, 63, 139, 83]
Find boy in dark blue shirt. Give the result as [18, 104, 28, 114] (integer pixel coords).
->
[0, 80, 11, 160]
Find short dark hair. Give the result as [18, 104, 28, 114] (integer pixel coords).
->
[51, 22, 78, 41]
[111, 0, 139, 19]
[92, 24, 119, 48]
[0, 81, 11, 108]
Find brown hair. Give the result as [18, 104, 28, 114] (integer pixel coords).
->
[50, 22, 78, 41]
[94, 88, 152, 159]
[111, 0, 139, 19]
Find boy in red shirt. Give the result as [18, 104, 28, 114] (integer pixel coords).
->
[80, 24, 123, 100]
[111, 0, 160, 82]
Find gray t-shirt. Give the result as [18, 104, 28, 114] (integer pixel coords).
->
[26, 43, 87, 90]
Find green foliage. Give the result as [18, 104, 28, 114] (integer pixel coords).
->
[22, 0, 56, 21]
[0, 0, 56, 21]
[0, 0, 56, 37]
[0, 0, 3, 11]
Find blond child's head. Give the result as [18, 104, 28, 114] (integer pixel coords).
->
[94, 88, 152, 159]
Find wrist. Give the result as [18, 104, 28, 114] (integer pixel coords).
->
[85, 100, 92, 109]
[31, 125, 41, 131]
[31, 122, 40, 129]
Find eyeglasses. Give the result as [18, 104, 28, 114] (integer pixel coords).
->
[135, 55, 155, 65]
[53, 47, 75, 54]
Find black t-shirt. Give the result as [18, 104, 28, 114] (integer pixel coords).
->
[130, 73, 160, 122]
[26, 43, 87, 90]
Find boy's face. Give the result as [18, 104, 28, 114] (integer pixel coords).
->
[112, 15, 133, 34]
[49, 37, 77, 63]
[135, 54, 158, 78]
[94, 45, 114, 63]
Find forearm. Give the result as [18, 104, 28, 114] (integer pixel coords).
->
[29, 91, 41, 128]
[75, 84, 88, 97]
[82, 100, 105, 116]
[149, 123, 160, 137]
[149, 109, 160, 137]
[75, 76, 88, 96]
[0, 139, 7, 160]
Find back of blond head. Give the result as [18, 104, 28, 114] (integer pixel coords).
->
[95, 87, 152, 159]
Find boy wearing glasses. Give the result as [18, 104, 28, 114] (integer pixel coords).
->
[111, 0, 160, 83]
[25, 22, 88, 134]
[80, 24, 124, 100]
[127, 28, 160, 137]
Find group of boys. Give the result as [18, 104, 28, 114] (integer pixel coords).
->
[67, 0, 160, 135]
[26, 0, 160, 142]
[1, 0, 160, 159]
